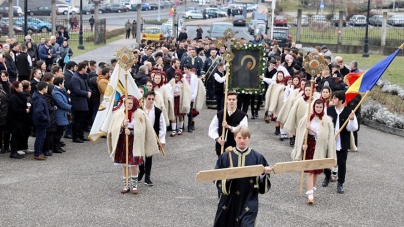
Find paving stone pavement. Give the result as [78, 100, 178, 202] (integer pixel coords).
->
[1, 103, 404, 226]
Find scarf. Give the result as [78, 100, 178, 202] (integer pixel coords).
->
[320, 96, 330, 108]
[127, 97, 140, 121]
[310, 100, 325, 121]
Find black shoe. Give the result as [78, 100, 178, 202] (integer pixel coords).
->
[60, 141, 66, 146]
[43, 151, 52, 156]
[81, 138, 90, 142]
[64, 135, 73, 139]
[251, 115, 257, 119]
[191, 122, 195, 130]
[59, 147, 66, 152]
[322, 177, 330, 187]
[53, 150, 63, 153]
[73, 139, 84, 143]
[274, 127, 280, 135]
[337, 182, 345, 194]
[254, 113, 259, 118]
[289, 137, 295, 146]
[188, 127, 193, 133]
[10, 152, 24, 159]
[145, 177, 154, 186]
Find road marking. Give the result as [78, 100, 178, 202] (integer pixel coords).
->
[243, 30, 253, 38]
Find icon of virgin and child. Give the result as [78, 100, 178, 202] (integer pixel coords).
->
[231, 51, 260, 89]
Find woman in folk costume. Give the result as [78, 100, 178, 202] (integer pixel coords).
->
[319, 86, 333, 114]
[262, 71, 287, 140]
[291, 99, 336, 204]
[168, 69, 191, 136]
[152, 73, 174, 125]
[278, 76, 305, 125]
[284, 83, 320, 146]
[107, 95, 159, 194]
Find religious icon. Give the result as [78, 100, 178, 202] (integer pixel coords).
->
[230, 48, 262, 93]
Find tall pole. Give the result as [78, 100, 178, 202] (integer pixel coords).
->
[362, 0, 370, 57]
[78, 0, 84, 50]
[158, 0, 161, 22]
[270, 0, 275, 40]
[24, 0, 28, 36]
[136, 4, 141, 44]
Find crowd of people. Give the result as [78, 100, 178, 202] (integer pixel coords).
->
[1, 30, 365, 224]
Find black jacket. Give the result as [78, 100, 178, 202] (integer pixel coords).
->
[135, 72, 150, 87]
[0, 86, 9, 126]
[44, 93, 57, 132]
[64, 70, 74, 91]
[89, 76, 100, 104]
[327, 106, 353, 151]
[7, 91, 28, 130]
[32, 91, 50, 129]
[178, 32, 188, 42]
[16, 52, 31, 76]
[5, 55, 18, 82]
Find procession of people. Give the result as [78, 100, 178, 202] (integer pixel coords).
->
[0, 29, 367, 226]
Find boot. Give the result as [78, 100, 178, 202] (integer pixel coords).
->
[191, 122, 195, 130]
[289, 136, 295, 146]
[10, 151, 24, 159]
[337, 182, 344, 194]
[274, 126, 280, 135]
[144, 156, 153, 186]
[121, 177, 130, 194]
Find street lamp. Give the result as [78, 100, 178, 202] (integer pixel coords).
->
[78, 0, 85, 50]
[362, 0, 370, 57]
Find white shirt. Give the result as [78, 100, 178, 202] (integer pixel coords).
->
[334, 107, 358, 151]
[275, 65, 290, 76]
[309, 117, 321, 140]
[183, 73, 198, 102]
[208, 109, 248, 141]
[262, 77, 275, 85]
[145, 105, 167, 144]
[214, 72, 225, 83]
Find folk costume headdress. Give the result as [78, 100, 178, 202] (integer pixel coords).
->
[310, 99, 325, 121]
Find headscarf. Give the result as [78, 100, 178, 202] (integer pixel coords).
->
[292, 76, 301, 89]
[127, 96, 140, 121]
[310, 99, 325, 121]
[174, 69, 183, 82]
[299, 78, 307, 92]
[152, 71, 165, 88]
[140, 85, 148, 98]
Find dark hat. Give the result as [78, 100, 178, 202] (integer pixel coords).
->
[321, 45, 328, 50]
[293, 65, 301, 71]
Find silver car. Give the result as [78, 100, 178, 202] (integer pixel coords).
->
[349, 15, 367, 26]
[248, 19, 265, 34]
[207, 22, 237, 39]
[388, 15, 404, 26]
[183, 10, 203, 19]
[293, 15, 309, 26]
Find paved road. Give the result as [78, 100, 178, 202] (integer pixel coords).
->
[1, 39, 404, 226]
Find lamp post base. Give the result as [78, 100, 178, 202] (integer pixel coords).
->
[78, 45, 85, 50]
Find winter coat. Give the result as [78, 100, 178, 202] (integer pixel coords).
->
[5, 55, 18, 81]
[44, 93, 57, 132]
[31, 91, 50, 129]
[7, 91, 28, 130]
[70, 72, 90, 111]
[53, 86, 71, 126]
[0, 86, 9, 126]
[125, 22, 131, 31]
[89, 75, 100, 104]
[134, 72, 150, 87]
[63, 70, 74, 91]
[131, 23, 137, 35]
[60, 45, 73, 60]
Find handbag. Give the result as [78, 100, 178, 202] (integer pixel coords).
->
[67, 112, 73, 123]
[63, 54, 70, 64]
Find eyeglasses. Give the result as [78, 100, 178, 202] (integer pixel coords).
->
[147, 98, 154, 101]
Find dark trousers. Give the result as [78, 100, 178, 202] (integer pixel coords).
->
[90, 24, 94, 31]
[34, 127, 47, 156]
[256, 94, 262, 112]
[187, 102, 194, 129]
[92, 103, 99, 123]
[353, 131, 358, 147]
[215, 93, 224, 112]
[324, 149, 348, 184]
[73, 110, 86, 140]
[0, 125, 10, 150]
[10, 127, 24, 153]
[65, 123, 72, 137]
[54, 125, 65, 152]
[237, 94, 254, 115]
[139, 156, 153, 177]
[43, 132, 55, 152]
[126, 30, 130, 39]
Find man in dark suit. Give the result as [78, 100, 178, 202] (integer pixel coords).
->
[70, 62, 91, 143]
[180, 47, 203, 77]
[166, 58, 180, 82]
[323, 91, 358, 194]
[58, 27, 70, 42]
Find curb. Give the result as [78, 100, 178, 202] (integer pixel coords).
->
[362, 118, 404, 138]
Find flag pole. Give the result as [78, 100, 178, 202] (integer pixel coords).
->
[335, 91, 369, 139]
[220, 63, 230, 154]
[124, 69, 130, 189]
[299, 79, 315, 195]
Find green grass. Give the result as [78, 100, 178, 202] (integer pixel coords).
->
[337, 53, 404, 86]
[69, 34, 125, 56]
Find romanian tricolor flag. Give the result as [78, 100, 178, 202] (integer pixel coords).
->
[345, 46, 402, 104]
[344, 72, 363, 87]
[168, 7, 175, 16]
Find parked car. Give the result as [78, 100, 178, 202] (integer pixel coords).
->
[107, 4, 128, 13]
[272, 28, 292, 47]
[183, 10, 203, 19]
[149, 3, 161, 10]
[81, 5, 93, 15]
[131, 3, 151, 11]
[142, 27, 163, 41]
[25, 17, 53, 33]
[252, 12, 267, 22]
[0, 21, 23, 34]
[207, 22, 237, 39]
[332, 14, 346, 27]
[369, 15, 383, 26]
[186, 7, 197, 11]
[56, 4, 80, 15]
[161, 2, 173, 8]
[0, 6, 23, 17]
[310, 15, 327, 24]
[233, 15, 246, 26]
[349, 15, 367, 26]
[27, 6, 53, 16]
[254, 23, 266, 37]
[246, 4, 258, 12]
[388, 15, 404, 26]
[274, 15, 288, 27]
[2, 18, 38, 33]
[95, 4, 108, 14]
[205, 8, 227, 18]
[248, 19, 266, 34]
[293, 15, 309, 27]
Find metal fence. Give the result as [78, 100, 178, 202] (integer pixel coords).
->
[2, 16, 95, 42]
[289, 17, 404, 47]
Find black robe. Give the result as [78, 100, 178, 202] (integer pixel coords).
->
[215, 109, 246, 156]
[214, 147, 271, 227]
